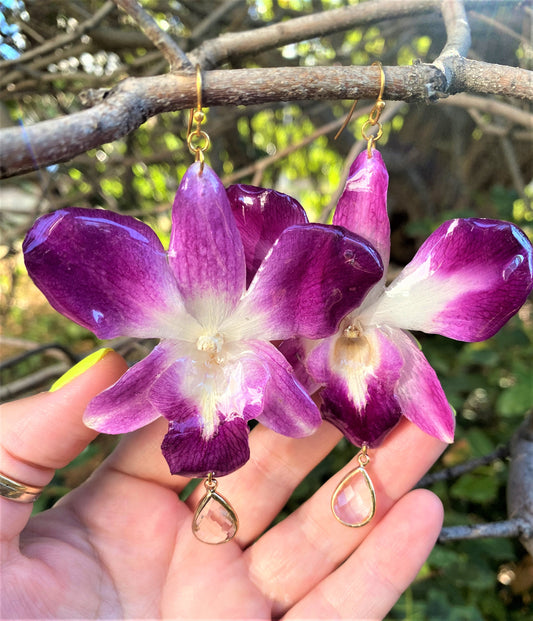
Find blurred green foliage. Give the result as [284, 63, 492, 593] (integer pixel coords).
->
[1, 0, 532, 618]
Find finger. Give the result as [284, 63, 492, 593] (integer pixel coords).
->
[0, 349, 127, 541]
[245, 419, 446, 616]
[103, 417, 191, 493]
[107, 418, 342, 531]
[283, 489, 443, 620]
[186, 420, 343, 546]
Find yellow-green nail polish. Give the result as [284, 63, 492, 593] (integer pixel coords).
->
[49, 348, 114, 392]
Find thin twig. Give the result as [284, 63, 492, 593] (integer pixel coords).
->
[320, 101, 407, 224]
[190, 0, 245, 43]
[499, 135, 531, 207]
[0, 344, 79, 371]
[418, 444, 510, 487]
[0, 363, 68, 402]
[439, 517, 533, 542]
[112, 0, 192, 71]
[221, 108, 372, 186]
[0, 1, 116, 70]
[437, 93, 533, 129]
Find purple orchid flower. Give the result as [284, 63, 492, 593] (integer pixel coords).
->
[23, 163, 384, 477]
[281, 150, 533, 448]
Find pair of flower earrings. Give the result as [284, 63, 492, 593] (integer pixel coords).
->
[23, 66, 533, 544]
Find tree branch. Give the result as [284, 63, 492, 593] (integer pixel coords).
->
[3, 56, 532, 180]
[439, 518, 533, 543]
[189, 0, 512, 68]
[112, 0, 192, 71]
[507, 413, 533, 554]
[417, 444, 510, 487]
[433, 0, 472, 87]
[0, 0, 530, 179]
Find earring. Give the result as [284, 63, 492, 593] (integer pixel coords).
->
[331, 445, 376, 527]
[192, 472, 239, 544]
[361, 61, 386, 157]
[330, 63, 386, 528]
[187, 64, 211, 172]
[185, 67, 238, 545]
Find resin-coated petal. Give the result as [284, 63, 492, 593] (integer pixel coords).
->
[232, 224, 383, 341]
[84, 344, 173, 433]
[246, 340, 321, 437]
[278, 337, 320, 395]
[308, 328, 402, 447]
[150, 347, 269, 439]
[389, 327, 455, 443]
[369, 219, 533, 341]
[169, 163, 246, 324]
[161, 416, 250, 477]
[333, 149, 391, 268]
[23, 208, 185, 340]
[227, 184, 308, 284]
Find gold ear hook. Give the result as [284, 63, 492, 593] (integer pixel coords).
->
[361, 61, 386, 157]
[187, 64, 210, 171]
[334, 99, 358, 141]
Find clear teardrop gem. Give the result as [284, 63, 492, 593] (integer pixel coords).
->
[192, 490, 238, 545]
[331, 465, 376, 527]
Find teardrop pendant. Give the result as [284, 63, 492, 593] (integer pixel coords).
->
[192, 473, 239, 544]
[331, 447, 376, 528]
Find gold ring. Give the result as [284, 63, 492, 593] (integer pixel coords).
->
[0, 472, 44, 503]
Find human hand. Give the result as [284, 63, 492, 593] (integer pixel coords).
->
[1, 350, 445, 619]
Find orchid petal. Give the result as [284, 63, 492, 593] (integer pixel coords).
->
[245, 340, 321, 437]
[389, 328, 455, 443]
[150, 348, 268, 433]
[333, 149, 390, 268]
[230, 224, 383, 341]
[23, 208, 185, 340]
[161, 416, 250, 477]
[83, 344, 174, 433]
[368, 219, 533, 341]
[151, 348, 266, 477]
[169, 163, 246, 325]
[278, 337, 320, 394]
[308, 328, 402, 447]
[227, 184, 308, 284]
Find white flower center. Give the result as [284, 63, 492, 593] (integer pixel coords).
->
[342, 321, 363, 339]
[196, 333, 224, 354]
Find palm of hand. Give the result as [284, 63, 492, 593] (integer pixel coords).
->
[13, 471, 267, 619]
[1, 353, 445, 620]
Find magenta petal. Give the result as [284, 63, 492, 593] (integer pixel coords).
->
[246, 340, 321, 437]
[308, 329, 402, 447]
[161, 416, 250, 477]
[372, 219, 533, 341]
[333, 149, 390, 268]
[278, 337, 320, 394]
[169, 163, 246, 321]
[390, 328, 455, 443]
[23, 208, 184, 339]
[227, 184, 308, 284]
[150, 350, 269, 428]
[237, 224, 383, 340]
[83, 344, 173, 433]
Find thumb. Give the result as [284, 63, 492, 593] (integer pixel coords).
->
[0, 348, 127, 542]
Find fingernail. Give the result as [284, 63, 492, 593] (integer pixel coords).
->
[49, 348, 114, 392]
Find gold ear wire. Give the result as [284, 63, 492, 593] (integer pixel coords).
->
[187, 65, 210, 171]
[334, 99, 358, 141]
[361, 61, 386, 157]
